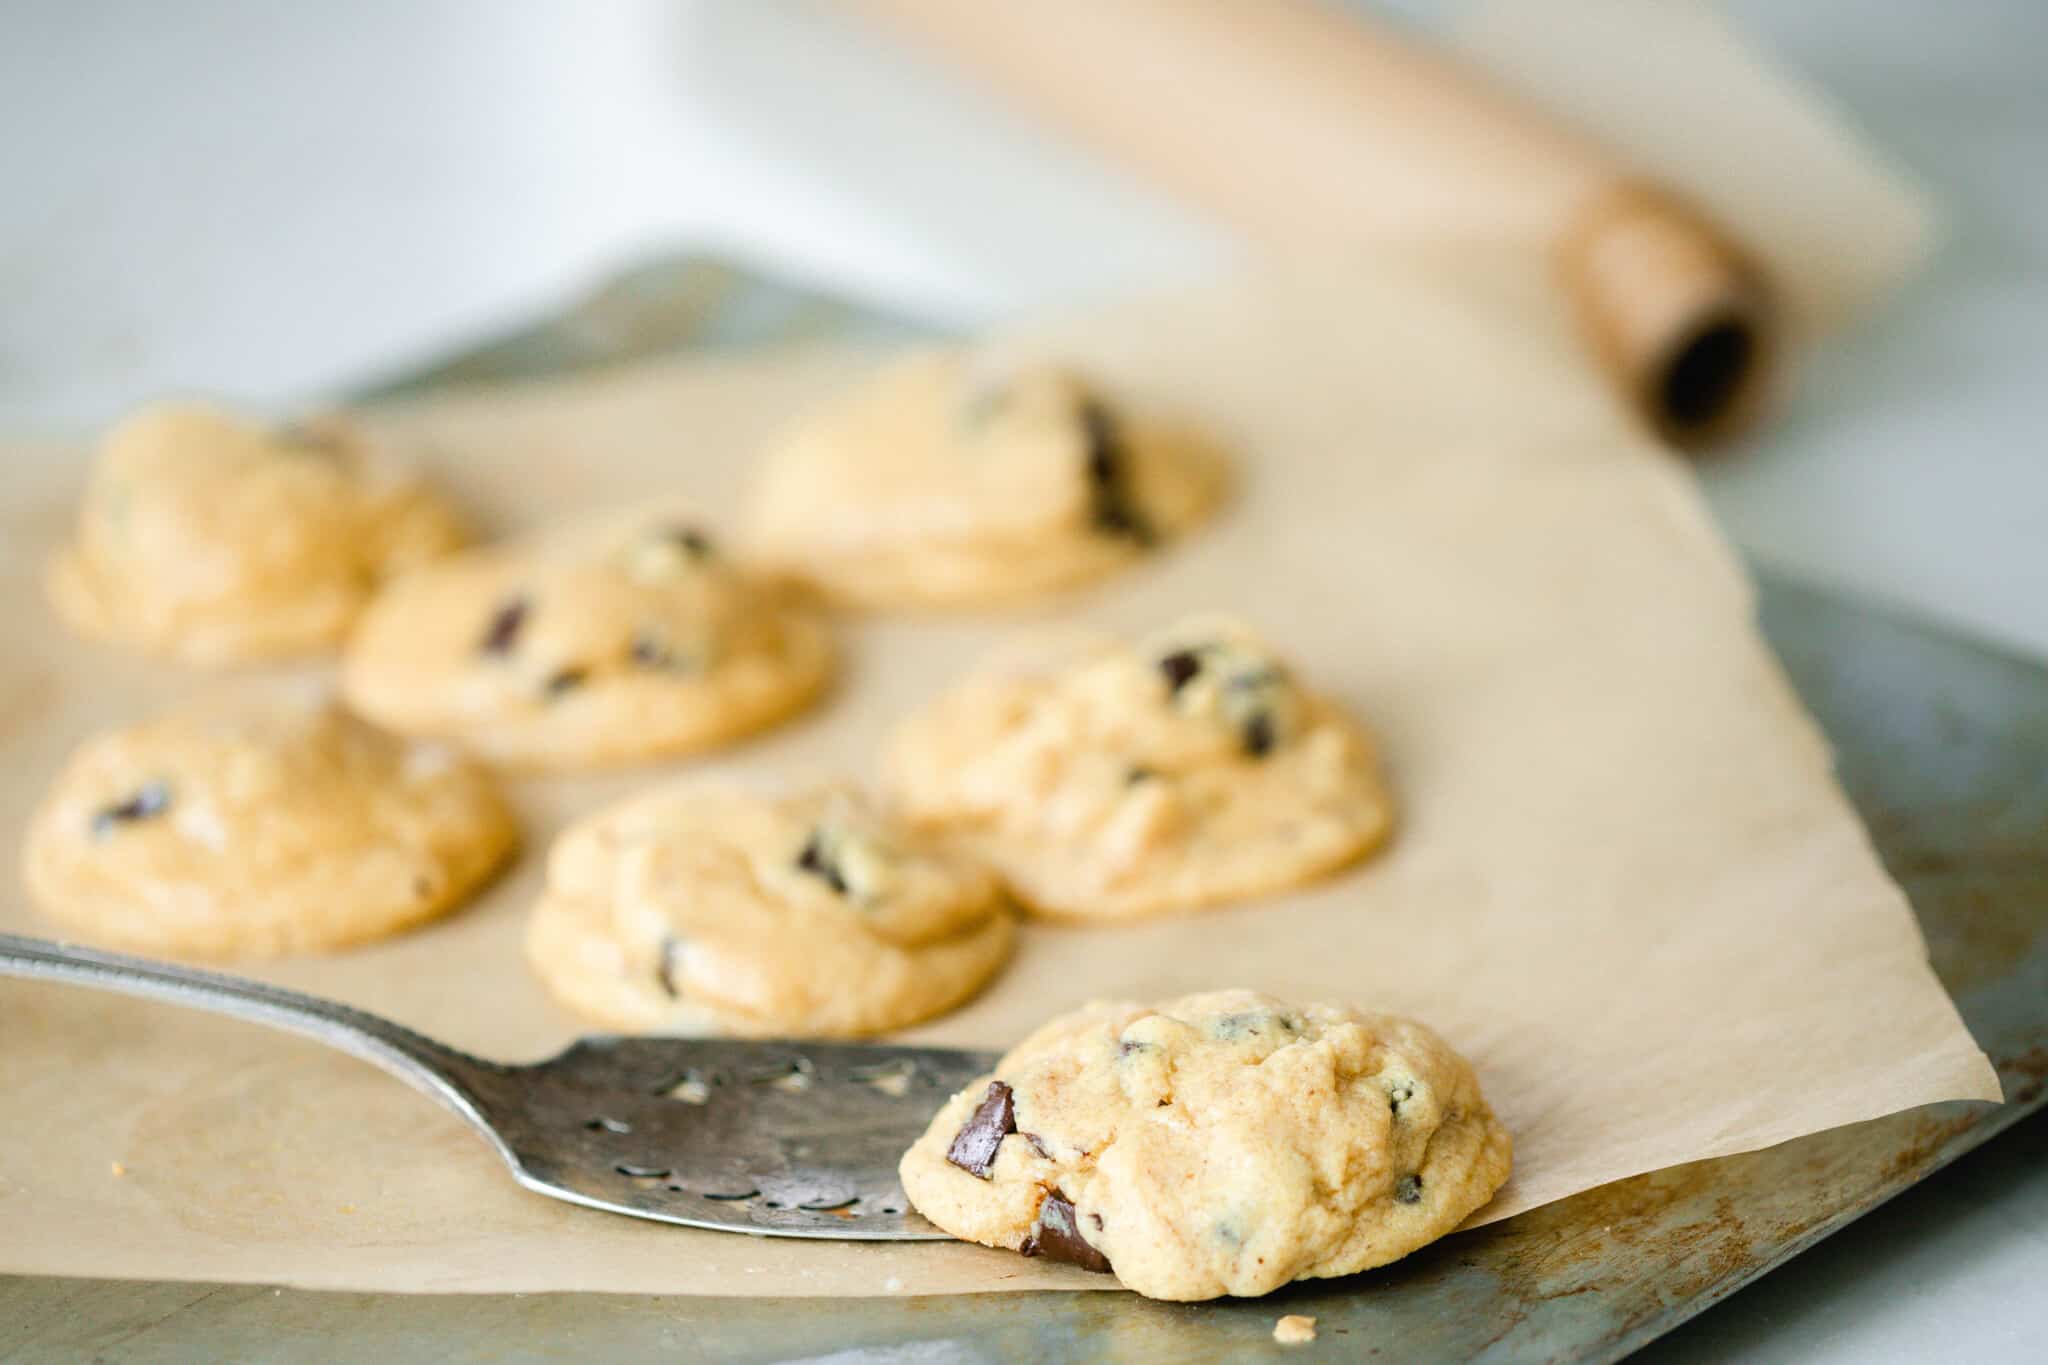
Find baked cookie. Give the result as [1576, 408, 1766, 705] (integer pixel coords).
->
[21, 692, 516, 959]
[900, 990, 1511, 1301]
[747, 348, 1227, 608]
[47, 400, 467, 664]
[341, 509, 833, 769]
[882, 616, 1394, 920]
[526, 782, 1014, 1037]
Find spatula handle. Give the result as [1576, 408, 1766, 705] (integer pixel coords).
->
[0, 932, 500, 1122]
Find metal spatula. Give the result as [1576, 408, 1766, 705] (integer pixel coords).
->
[0, 933, 997, 1240]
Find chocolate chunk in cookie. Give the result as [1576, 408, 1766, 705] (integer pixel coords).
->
[945, 1080, 1017, 1179]
[1155, 639, 1296, 757]
[543, 666, 588, 698]
[629, 632, 687, 670]
[796, 831, 851, 896]
[1158, 648, 1203, 695]
[1209, 1008, 1302, 1042]
[1022, 1189, 1113, 1273]
[1081, 400, 1155, 546]
[662, 525, 715, 560]
[91, 780, 171, 837]
[480, 597, 530, 655]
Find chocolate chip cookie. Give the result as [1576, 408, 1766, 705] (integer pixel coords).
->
[21, 691, 517, 958]
[747, 348, 1227, 608]
[47, 401, 467, 664]
[883, 616, 1394, 920]
[900, 990, 1511, 1301]
[341, 508, 832, 769]
[526, 782, 1015, 1037]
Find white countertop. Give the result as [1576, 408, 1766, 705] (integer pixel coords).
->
[3, 1, 2043, 1357]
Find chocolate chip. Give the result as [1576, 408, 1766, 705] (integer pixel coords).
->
[1158, 649, 1202, 695]
[1387, 1080, 1416, 1117]
[1210, 1010, 1277, 1041]
[656, 936, 686, 999]
[795, 832, 849, 896]
[629, 634, 687, 671]
[660, 525, 715, 560]
[1021, 1131, 1052, 1160]
[480, 597, 530, 655]
[1022, 1190, 1112, 1274]
[1117, 1039, 1154, 1058]
[1082, 404, 1118, 485]
[1079, 400, 1154, 546]
[1395, 1174, 1423, 1205]
[945, 1080, 1016, 1179]
[1242, 711, 1276, 758]
[1091, 500, 1148, 542]
[90, 781, 171, 837]
[1124, 765, 1159, 786]
[1093, 502, 1142, 539]
[544, 666, 588, 697]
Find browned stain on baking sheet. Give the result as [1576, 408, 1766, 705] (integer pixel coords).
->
[1997, 1045, 2048, 1105]
[1920, 872, 2047, 995]
[1472, 1083, 2016, 1353]
[1482, 1159, 1756, 1300]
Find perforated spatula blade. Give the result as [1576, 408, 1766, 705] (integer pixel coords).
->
[0, 933, 997, 1239]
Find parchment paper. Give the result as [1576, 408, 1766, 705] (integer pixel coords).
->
[0, 249, 1998, 1295]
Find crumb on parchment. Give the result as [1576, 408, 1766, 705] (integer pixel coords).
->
[110, 1161, 126, 1178]
[1274, 1314, 1317, 1344]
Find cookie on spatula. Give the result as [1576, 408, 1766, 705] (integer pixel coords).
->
[900, 990, 1510, 1301]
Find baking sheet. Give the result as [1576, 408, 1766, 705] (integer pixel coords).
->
[0, 251, 1998, 1296]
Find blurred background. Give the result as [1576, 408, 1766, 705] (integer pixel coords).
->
[3, 1, 2043, 662]
[2, 1, 2043, 1357]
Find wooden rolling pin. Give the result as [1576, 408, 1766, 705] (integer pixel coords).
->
[852, 0, 1774, 448]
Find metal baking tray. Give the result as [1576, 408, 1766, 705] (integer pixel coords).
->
[4, 258, 2041, 1363]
